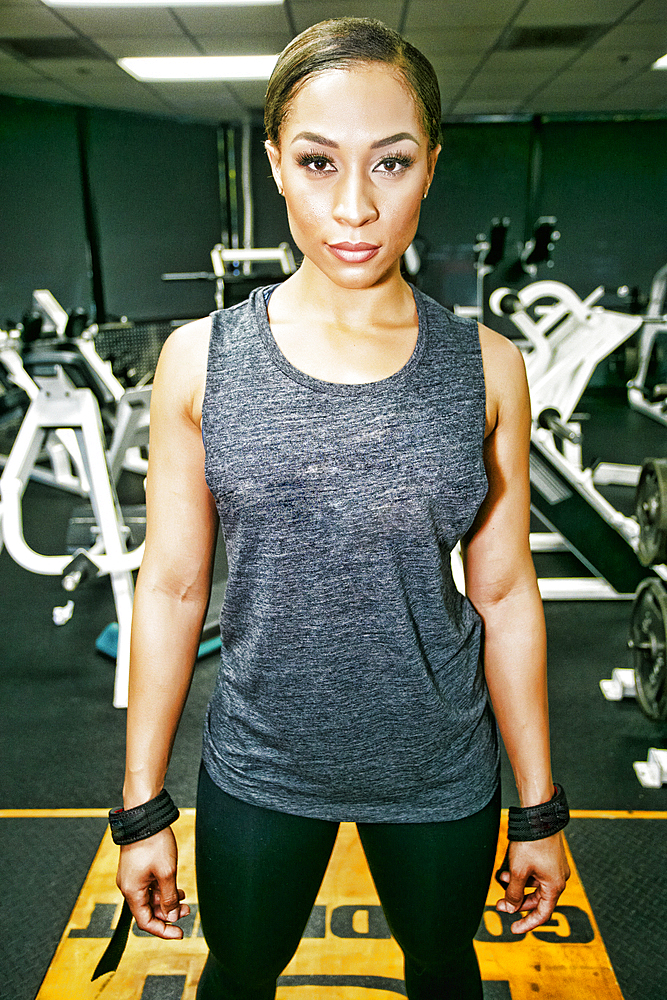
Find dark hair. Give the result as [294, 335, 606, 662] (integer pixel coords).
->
[264, 17, 442, 151]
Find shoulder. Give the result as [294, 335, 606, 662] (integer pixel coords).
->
[477, 323, 529, 435]
[154, 316, 212, 424]
[162, 315, 212, 364]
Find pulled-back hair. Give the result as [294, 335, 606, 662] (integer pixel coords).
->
[264, 17, 442, 151]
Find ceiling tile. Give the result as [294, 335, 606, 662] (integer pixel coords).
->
[0, 6, 75, 34]
[572, 47, 655, 76]
[448, 97, 523, 115]
[435, 78, 477, 103]
[607, 70, 667, 96]
[524, 72, 616, 95]
[174, 4, 291, 35]
[52, 9, 184, 37]
[459, 73, 543, 99]
[197, 33, 290, 56]
[156, 79, 246, 116]
[626, 0, 667, 22]
[0, 56, 42, 78]
[516, 0, 636, 27]
[483, 48, 580, 73]
[404, 0, 517, 31]
[226, 77, 269, 107]
[290, 1, 403, 34]
[593, 21, 667, 52]
[0, 0, 52, 6]
[524, 92, 621, 112]
[403, 28, 501, 57]
[0, 76, 87, 102]
[419, 53, 481, 76]
[66, 83, 177, 114]
[95, 35, 200, 58]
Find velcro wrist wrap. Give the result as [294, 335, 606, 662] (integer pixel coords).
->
[507, 783, 569, 842]
[109, 788, 179, 846]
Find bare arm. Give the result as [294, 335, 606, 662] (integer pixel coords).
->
[116, 317, 218, 938]
[462, 326, 569, 933]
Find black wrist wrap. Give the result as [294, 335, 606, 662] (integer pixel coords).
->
[507, 783, 569, 842]
[109, 789, 179, 846]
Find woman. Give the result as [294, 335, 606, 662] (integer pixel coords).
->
[114, 17, 570, 1000]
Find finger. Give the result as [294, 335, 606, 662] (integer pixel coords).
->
[152, 897, 190, 924]
[125, 890, 184, 939]
[510, 889, 559, 934]
[153, 887, 187, 922]
[155, 874, 183, 923]
[497, 871, 528, 914]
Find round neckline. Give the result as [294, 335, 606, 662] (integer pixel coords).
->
[253, 284, 428, 395]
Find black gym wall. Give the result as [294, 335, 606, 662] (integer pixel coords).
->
[0, 98, 92, 326]
[0, 94, 222, 324]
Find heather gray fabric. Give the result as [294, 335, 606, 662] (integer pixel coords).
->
[201, 284, 499, 822]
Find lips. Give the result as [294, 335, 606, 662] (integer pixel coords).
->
[327, 242, 380, 263]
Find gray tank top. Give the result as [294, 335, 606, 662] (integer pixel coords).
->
[201, 284, 499, 823]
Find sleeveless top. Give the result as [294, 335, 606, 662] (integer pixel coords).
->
[200, 284, 499, 823]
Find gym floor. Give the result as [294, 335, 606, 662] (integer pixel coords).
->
[1, 388, 665, 1000]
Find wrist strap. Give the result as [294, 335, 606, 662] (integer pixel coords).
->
[507, 783, 569, 841]
[109, 789, 179, 846]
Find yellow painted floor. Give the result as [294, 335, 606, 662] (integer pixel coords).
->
[35, 810, 624, 1000]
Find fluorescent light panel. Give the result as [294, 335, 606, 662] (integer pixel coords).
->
[652, 53, 667, 69]
[44, 0, 280, 6]
[119, 55, 278, 80]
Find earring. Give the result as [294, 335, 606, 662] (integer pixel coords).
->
[278, 185, 284, 196]
[422, 187, 429, 200]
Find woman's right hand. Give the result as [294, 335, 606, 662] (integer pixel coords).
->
[116, 826, 189, 938]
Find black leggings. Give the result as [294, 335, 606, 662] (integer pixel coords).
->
[195, 764, 500, 1000]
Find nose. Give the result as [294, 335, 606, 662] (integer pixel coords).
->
[332, 169, 379, 228]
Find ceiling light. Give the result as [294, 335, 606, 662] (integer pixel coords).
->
[44, 0, 281, 6]
[118, 55, 278, 80]
[652, 53, 667, 69]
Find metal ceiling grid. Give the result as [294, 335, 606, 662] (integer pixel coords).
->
[0, 0, 664, 120]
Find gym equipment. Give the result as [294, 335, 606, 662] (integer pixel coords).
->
[490, 278, 649, 599]
[626, 262, 667, 427]
[636, 458, 667, 567]
[472, 217, 510, 320]
[628, 576, 667, 720]
[0, 295, 150, 708]
[162, 243, 297, 310]
[633, 748, 667, 788]
[467, 216, 560, 323]
[519, 216, 560, 276]
[491, 279, 667, 780]
[1, 295, 151, 492]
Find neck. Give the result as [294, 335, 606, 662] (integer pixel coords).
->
[284, 258, 414, 332]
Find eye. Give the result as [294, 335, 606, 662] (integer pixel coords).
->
[296, 151, 336, 173]
[374, 153, 416, 175]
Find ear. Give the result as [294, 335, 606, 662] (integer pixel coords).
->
[265, 140, 284, 195]
[427, 144, 441, 186]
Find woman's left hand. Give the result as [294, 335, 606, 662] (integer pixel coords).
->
[495, 833, 570, 934]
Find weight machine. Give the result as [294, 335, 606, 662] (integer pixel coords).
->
[469, 215, 560, 323]
[162, 243, 298, 309]
[489, 278, 667, 785]
[0, 293, 150, 708]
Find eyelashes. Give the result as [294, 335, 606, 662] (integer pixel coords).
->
[380, 153, 416, 171]
[296, 150, 335, 169]
[295, 149, 417, 174]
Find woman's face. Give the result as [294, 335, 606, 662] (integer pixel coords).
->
[266, 63, 440, 290]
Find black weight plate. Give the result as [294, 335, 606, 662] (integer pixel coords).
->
[636, 459, 667, 566]
[629, 577, 667, 720]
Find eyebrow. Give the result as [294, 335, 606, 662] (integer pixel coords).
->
[290, 131, 420, 148]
